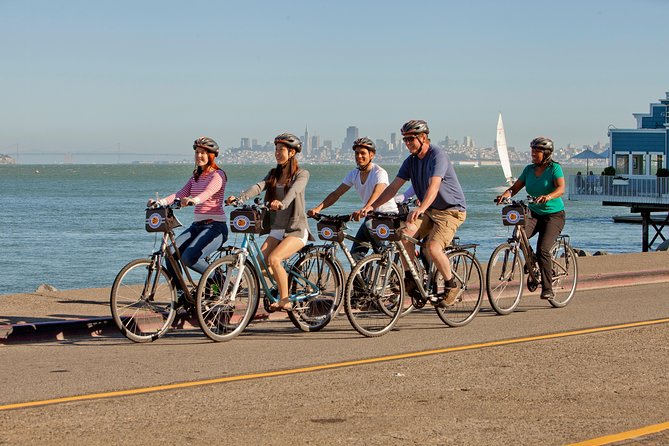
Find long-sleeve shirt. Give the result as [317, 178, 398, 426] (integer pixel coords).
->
[162, 169, 227, 222]
[239, 168, 310, 238]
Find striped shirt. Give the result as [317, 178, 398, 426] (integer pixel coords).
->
[163, 169, 227, 222]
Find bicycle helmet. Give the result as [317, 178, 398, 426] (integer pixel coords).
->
[352, 137, 376, 152]
[274, 133, 302, 153]
[401, 119, 430, 135]
[530, 136, 554, 164]
[193, 136, 220, 156]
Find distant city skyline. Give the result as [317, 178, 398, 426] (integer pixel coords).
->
[1, 0, 667, 163]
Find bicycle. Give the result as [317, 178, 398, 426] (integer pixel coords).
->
[110, 199, 216, 342]
[486, 197, 578, 315]
[343, 211, 484, 337]
[195, 200, 342, 341]
[307, 212, 376, 316]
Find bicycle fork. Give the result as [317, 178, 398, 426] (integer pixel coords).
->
[223, 250, 249, 303]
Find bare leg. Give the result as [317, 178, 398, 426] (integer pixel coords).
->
[265, 236, 305, 310]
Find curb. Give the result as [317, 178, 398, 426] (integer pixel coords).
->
[0, 310, 284, 345]
[2, 269, 668, 345]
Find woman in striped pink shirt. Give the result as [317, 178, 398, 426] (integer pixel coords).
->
[148, 137, 228, 291]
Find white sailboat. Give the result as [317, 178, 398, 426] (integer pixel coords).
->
[496, 113, 515, 185]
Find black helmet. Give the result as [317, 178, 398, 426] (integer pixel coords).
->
[401, 119, 430, 135]
[193, 136, 219, 156]
[530, 136, 553, 153]
[274, 133, 302, 153]
[352, 137, 376, 152]
[530, 136, 554, 164]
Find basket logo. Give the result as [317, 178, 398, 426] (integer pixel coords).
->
[147, 212, 164, 229]
[320, 227, 335, 240]
[375, 223, 391, 239]
[505, 210, 522, 224]
[232, 215, 251, 231]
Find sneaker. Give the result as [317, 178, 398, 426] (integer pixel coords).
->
[540, 289, 554, 300]
[436, 286, 460, 307]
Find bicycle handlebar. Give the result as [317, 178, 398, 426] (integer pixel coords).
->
[309, 212, 352, 222]
[227, 197, 271, 211]
[147, 198, 183, 210]
[495, 195, 537, 205]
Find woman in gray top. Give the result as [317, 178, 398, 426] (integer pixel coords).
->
[227, 133, 310, 312]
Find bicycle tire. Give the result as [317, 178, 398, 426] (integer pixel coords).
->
[486, 243, 524, 315]
[196, 255, 259, 342]
[110, 258, 176, 343]
[326, 254, 346, 318]
[548, 242, 578, 308]
[344, 254, 404, 337]
[435, 250, 484, 327]
[287, 251, 342, 332]
[378, 251, 415, 318]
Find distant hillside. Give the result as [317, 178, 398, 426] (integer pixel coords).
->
[0, 154, 16, 164]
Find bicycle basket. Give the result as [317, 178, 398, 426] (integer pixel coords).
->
[317, 220, 345, 242]
[502, 204, 526, 226]
[145, 207, 182, 232]
[370, 216, 404, 241]
[230, 208, 267, 234]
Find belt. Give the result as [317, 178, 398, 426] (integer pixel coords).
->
[194, 219, 215, 225]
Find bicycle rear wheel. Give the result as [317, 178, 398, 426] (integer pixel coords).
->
[196, 255, 259, 342]
[486, 243, 524, 315]
[435, 250, 484, 327]
[344, 254, 404, 337]
[548, 242, 578, 308]
[110, 258, 176, 343]
[288, 251, 342, 332]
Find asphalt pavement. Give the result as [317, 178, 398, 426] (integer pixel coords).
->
[1, 251, 668, 344]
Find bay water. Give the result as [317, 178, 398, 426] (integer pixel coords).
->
[1, 163, 641, 295]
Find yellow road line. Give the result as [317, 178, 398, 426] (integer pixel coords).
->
[567, 420, 669, 445]
[1, 317, 668, 412]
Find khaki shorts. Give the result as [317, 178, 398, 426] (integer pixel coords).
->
[414, 209, 466, 249]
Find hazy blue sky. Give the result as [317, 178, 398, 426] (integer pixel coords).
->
[2, 0, 668, 162]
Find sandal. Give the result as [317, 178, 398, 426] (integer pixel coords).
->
[270, 298, 293, 312]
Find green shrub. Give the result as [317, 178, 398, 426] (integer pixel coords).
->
[602, 166, 616, 176]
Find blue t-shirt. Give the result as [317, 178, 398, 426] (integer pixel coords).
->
[397, 144, 466, 211]
[518, 162, 565, 215]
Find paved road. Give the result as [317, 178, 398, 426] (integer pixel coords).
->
[1, 281, 668, 445]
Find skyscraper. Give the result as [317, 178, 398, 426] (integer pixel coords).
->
[343, 126, 359, 152]
[304, 125, 311, 156]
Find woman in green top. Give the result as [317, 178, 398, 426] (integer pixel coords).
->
[498, 137, 566, 299]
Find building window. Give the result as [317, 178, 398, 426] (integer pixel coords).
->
[632, 154, 646, 175]
[615, 154, 629, 175]
[651, 154, 664, 174]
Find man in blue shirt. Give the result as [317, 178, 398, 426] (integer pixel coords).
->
[362, 119, 467, 306]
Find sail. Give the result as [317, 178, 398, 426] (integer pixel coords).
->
[496, 113, 515, 185]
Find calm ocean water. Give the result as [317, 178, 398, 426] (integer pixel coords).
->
[1, 163, 642, 295]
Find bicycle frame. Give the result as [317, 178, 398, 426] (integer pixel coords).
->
[225, 232, 326, 305]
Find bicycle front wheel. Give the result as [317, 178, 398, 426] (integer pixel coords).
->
[110, 258, 176, 343]
[196, 255, 259, 342]
[435, 250, 484, 327]
[344, 254, 404, 337]
[549, 242, 578, 308]
[288, 251, 342, 332]
[486, 243, 524, 315]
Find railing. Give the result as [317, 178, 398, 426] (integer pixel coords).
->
[568, 175, 669, 204]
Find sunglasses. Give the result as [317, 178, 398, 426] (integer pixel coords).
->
[403, 136, 419, 143]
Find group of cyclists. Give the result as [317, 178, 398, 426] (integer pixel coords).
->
[149, 119, 567, 311]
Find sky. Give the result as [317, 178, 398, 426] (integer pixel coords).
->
[1, 0, 668, 163]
